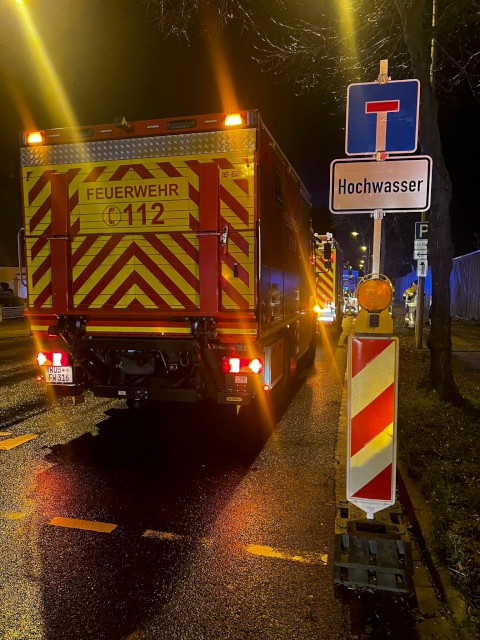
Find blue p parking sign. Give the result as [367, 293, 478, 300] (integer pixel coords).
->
[415, 221, 429, 240]
[346, 80, 420, 155]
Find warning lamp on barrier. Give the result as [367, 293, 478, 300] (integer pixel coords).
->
[355, 274, 394, 335]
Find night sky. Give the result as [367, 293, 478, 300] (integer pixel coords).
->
[0, 0, 477, 274]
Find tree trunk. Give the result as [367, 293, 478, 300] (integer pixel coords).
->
[399, 0, 461, 402]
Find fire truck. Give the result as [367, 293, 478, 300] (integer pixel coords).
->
[20, 110, 316, 410]
[313, 233, 344, 332]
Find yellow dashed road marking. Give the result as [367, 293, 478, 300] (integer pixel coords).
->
[49, 517, 117, 533]
[2, 513, 326, 565]
[125, 630, 145, 640]
[0, 432, 12, 436]
[244, 544, 328, 565]
[142, 529, 186, 542]
[1, 511, 26, 520]
[0, 434, 38, 450]
[142, 529, 327, 564]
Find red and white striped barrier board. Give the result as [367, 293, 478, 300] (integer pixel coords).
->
[347, 336, 399, 518]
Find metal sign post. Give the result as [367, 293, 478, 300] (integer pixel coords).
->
[371, 209, 384, 275]
[333, 61, 415, 594]
[414, 220, 429, 348]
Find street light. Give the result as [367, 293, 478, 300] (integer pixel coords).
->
[351, 231, 371, 274]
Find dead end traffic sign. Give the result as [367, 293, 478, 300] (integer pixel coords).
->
[346, 79, 420, 155]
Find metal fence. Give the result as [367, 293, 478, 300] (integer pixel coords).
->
[450, 250, 480, 320]
[394, 249, 480, 321]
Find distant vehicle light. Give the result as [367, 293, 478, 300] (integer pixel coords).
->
[222, 356, 263, 375]
[357, 277, 393, 312]
[26, 131, 45, 145]
[36, 351, 70, 367]
[224, 113, 245, 127]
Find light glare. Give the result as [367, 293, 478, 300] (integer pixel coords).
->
[27, 131, 44, 144]
[248, 358, 263, 374]
[225, 113, 244, 127]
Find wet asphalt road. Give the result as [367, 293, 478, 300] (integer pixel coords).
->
[0, 328, 418, 639]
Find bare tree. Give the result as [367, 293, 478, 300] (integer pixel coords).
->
[143, 0, 479, 402]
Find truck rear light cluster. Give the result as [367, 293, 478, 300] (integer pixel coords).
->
[36, 352, 70, 367]
[222, 357, 263, 375]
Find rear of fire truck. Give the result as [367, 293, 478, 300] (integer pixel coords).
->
[20, 110, 315, 409]
[314, 233, 344, 332]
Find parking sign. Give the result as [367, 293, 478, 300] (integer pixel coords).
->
[415, 221, 429, 240]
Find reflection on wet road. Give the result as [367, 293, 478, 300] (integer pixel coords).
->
[0, 327, 418, 639]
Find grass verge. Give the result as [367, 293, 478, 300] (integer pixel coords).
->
[396, 318, 480, 633]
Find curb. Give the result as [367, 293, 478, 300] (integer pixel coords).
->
[397, 461, 472, 639]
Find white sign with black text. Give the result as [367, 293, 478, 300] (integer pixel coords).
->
[413, 238, 428, 259]
[329, 155, 432, 214]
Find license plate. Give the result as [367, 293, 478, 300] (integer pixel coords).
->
[45, 365, 73, 384]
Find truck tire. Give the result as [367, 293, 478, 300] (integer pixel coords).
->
[271, 333, 292, 415]
[301, 322, 317, 369]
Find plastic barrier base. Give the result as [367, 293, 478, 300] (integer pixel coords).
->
[334, 508, 414, 594]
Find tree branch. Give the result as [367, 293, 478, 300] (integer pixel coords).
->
[431, 0, 478, 39]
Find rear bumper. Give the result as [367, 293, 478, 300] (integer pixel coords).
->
[217, 391, 252, 405]
[93, 386, 198, 403]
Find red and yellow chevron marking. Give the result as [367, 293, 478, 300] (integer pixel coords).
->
[71, 233, 201, 310]
[315, 249, 335, 307]
[22, 149, 255, 314]
[347, 337, 398, 517]
[21, 152, 254, 237]
[25, 237, 52, 309]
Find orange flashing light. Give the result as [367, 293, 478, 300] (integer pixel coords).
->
[224, 113, 245, 127]
[357, 278, 392, 313]
[26, 131, 45, 145]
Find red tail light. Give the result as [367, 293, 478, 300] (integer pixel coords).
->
[222, 357, 263, 375]
[36, 352, 70, 367]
